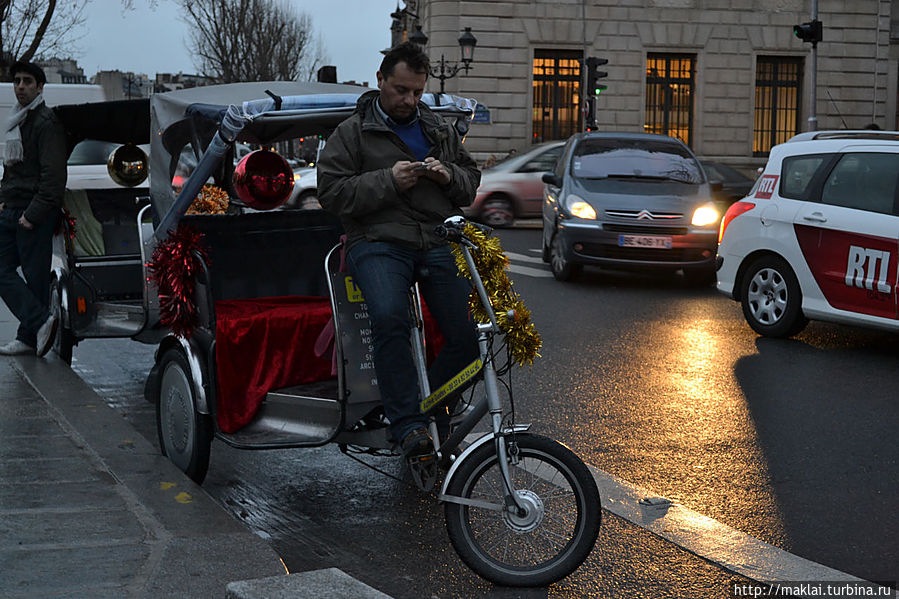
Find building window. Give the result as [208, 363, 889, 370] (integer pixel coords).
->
[754, 57, 802, 156]
[645, 54, 695, 146]
[532, 49, 582, 143]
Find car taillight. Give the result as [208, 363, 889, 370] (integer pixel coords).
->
[718, 201, 756, 243]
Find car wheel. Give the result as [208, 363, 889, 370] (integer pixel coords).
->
[298, 190, 321, 210]
[49, 278, 75, 365]
[481, 196, 514, 228]
[740, 256, 808, 338]
[550, 232, 581, 282]
[156, 348, 213, 484]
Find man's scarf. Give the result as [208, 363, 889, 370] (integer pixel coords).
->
[3, 93, 45, 165]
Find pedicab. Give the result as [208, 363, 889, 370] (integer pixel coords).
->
[54, 81, 601, 586]
[48, 98, 154, 363]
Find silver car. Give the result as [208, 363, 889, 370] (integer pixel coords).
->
[464, 141, 565, 227]
[541, 132, 722, 284]
[284, 165, 320, 209]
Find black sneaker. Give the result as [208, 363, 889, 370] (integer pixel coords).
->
[400, 427, 433, 459]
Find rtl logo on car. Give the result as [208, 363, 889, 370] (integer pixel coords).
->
[845, 245, 892, 293]
[754, 175, 779, 199]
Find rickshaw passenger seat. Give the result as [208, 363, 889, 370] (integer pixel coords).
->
[64, 187, 148, 258]
[64, 189, 105, 256]
[182, 210, 344, 301]
[193, 210, 345, 434]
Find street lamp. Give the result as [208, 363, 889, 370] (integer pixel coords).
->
[408, 25, 428, 47]
[410, 26, 477, 93]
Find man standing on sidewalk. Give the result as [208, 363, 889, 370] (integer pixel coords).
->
[0, 61, 66, 356]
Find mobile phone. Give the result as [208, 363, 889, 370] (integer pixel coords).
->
[413, 163, 429, 171]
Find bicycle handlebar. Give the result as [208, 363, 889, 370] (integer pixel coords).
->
[434, 216, 492, 243]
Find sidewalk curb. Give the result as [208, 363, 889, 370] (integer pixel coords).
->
[9, 355, 287, 596]
[2, 296, 396, 598]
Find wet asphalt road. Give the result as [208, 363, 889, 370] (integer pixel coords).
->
[69, 227, 898, 596]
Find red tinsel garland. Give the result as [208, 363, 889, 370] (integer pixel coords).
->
[56, 207, 76, 239]
[148, 225, 209, 338]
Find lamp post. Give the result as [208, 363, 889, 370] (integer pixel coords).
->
[409, 26, 477, 94]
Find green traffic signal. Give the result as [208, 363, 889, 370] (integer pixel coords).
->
[585, 57, 609, 96]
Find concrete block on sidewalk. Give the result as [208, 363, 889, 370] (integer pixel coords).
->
[226, 568, 393, 599]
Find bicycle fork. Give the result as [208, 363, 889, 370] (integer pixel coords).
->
[430, 243, 528, 515]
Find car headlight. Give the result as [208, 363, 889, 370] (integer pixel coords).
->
[691, 202, 720, 227]
[567, 195, 597, 219]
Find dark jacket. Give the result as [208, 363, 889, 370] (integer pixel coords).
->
[317, 90, 480, 250]
[0, 102, 67, 225]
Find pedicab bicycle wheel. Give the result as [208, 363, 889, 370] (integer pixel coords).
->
[444, 433, 601, 587]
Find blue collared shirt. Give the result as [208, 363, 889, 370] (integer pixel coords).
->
[374, 99, 430, 161]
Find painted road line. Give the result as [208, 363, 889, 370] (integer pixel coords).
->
[504, 251, 546, 264]
[508, 264, 552, 278]
[504, 251, 552, 278]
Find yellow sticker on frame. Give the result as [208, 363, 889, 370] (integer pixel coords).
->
[345, 276, 365, 303]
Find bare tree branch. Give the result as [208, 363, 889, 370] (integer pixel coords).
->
[19, 0, 55, 62]
[0, 0, 88, 78]
[179, 0, 321, 83]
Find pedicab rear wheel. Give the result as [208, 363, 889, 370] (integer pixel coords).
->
[444, 433, 600, 587]
[155, 348, 212, 484]
[49, 278, 74, 365]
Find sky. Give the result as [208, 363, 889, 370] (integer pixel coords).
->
[74, 0, 400, 86]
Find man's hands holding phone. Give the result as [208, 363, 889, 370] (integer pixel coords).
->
[392, 158, 451, 191]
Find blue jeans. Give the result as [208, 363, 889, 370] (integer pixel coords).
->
[0, 207, 54, 347]
[347, 241, 479, 443]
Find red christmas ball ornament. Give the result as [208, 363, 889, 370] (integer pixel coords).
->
[232, 149, 294, 210]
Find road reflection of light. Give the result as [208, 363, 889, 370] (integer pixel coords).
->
[650, 315, 787, 546]
[672, 321, 718, 403]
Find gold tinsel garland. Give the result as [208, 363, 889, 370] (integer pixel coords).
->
[450, 223, 542, 365]
[186, 184, 229, 215]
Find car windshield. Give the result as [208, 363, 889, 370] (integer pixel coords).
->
[67, 140, 120, 166]
[571, 139, 703, 184]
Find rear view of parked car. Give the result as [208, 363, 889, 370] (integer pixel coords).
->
[542, 132, 722, 283]
[464, 141, 564, 227]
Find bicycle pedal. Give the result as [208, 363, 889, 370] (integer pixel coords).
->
[409, 454, 439, 492]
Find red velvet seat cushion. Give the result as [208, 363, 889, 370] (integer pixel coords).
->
[214, 296, 334, 433]
[213, 296, 445, 433]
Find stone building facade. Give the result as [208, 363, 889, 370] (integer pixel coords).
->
[409, 0, 896, 172]
[36, 58, 88, 84]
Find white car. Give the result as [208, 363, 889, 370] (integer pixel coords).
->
[716, 130, 899, 337]
[66, 140, 149, 189]
[285, 165, 320, 209]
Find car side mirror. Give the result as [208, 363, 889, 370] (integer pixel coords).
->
[542, 172, 561, 186]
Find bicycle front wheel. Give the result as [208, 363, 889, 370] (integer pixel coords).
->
[444, 433, 601, 587]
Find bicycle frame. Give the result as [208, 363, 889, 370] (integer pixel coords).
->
[409, 225, 531, 512]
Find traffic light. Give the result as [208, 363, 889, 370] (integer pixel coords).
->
[585, 57, 609, 96]
[583, 57, 609, 131]
[793, 20, 822, 44]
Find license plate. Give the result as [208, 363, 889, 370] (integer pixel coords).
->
[618, 234, 672, 249]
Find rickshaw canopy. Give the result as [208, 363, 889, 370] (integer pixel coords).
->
[149, 80, 476, 236]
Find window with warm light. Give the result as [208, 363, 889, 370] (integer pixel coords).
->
[753, 56, 802, 156]
[532, 50, 582, 143]
[644, 54, 695, 146]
